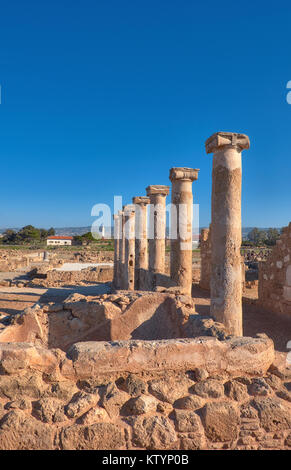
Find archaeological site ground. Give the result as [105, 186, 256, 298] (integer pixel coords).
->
[0, 132, 290, 451]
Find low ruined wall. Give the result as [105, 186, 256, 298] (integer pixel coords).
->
[45, 266, 113, 285]
[0, 292, 229, 351]
[258, 223, 291, 316]
[0, 338, 290, 450]
[0, 250, 44, 273]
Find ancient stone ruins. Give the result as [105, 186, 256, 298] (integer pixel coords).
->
[0, 131, 290, 450]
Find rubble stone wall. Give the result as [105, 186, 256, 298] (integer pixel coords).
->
[0, 250, 44, 272]
[258, 223, 291, 316]
[45, 266, 113, 285]
[0, 339, 290, 450]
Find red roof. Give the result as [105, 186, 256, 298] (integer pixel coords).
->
[47, 236, 73, 240]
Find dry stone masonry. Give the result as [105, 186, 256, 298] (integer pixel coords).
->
[259, 222, 291, 316]
[0, 339, 290, 450]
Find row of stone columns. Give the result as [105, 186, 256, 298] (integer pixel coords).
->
[113, 168, 199, 295]
[113, 131, 250, 336]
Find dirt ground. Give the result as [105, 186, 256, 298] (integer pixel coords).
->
[0, 284, 110, 318]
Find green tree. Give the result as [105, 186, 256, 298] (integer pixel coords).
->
[2, 229, 17, 244]
[265, 228, 280, 246]
[247, 228, 267, 246]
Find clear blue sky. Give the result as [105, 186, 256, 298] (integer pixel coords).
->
[1, 0, 291, 229]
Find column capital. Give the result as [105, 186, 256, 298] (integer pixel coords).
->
[205, 131, 250, 154]
[146, 185, 170, 197]
[169, 167, 199, 182]
[132, 196, 150, 205]
[123, 204, 135, 216]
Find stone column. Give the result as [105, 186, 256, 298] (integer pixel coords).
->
[113, 213, 122, 288]
[132, 196, 150, 290]
[124, 204, 135, 291]
[146, 185, 169, 289]
[205, 131, 250, 336]
[169, 167, 199, 296]
[113, 214, 119, 287]
[199, 227, 211, 290]
[119, 210, 125, 289]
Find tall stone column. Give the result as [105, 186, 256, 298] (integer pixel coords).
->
[146, 185, 169, 289]
[206, 131, 250, 336]
[169, 167, 199, 296]
[132, 196, 150, 290]
[119, 210, 125, 289]
[113, 214, 120, 288]
[124, 204, 135, 291]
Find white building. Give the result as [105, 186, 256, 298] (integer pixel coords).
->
[47, 236, 73, 246]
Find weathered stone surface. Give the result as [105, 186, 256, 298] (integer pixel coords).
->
[48, 381, 78, 400]
[206, 131, 250, 336]
[276, 388, 291, 402]
[269, 352, 291, 380]
[65, 391, 98, 419]
[192, 378, 224, 399]
[173, 410, 202, 432]
[0, 342, 61, 375]
[4, 398, 31, 411]
[200, 401, 240, 442]
[109, 294, 183, 341]
[61, 336, 274, 379]
[122, 395, 158, 416]
[60, 422, 126, 450]
[100, 383, 129, 418]
[79, 406, 109, 425]
[264, 373, 283, 390]
[248, 378, 272, 397]
[0, 410, 54, 449]
[251, 397, 291, 432]
[285, 433, 291, 447]
[180, 434, 206, 450]
[123, 374, 147, 397]
[0, 372, 47, 400]
[132, 415, 177, 449]
[224, 380, 249, 402]
[258, 222, 291, 316]
[240, 403, 259, 419]
[148, 376, 193, 404]
[193, 368, 209, 381]
[169, 167, 199, 296]
[174, 395, 205, 410]
[33, 398, 64, 423]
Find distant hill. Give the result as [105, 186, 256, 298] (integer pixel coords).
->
[0, 226, 283, 239]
